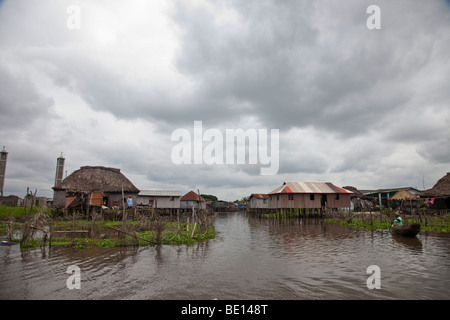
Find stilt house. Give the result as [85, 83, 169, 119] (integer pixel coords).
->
[268, 182, 352, 210]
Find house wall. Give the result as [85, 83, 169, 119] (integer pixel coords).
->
[154, 196, 180, 209]
[136, 195, 151, 206]
[269, 193, 320, 209]
[181, 200, 206, 209]
[268, 193, 351, 209]
[0, 195, 19, 207]
[325, 193, 351, 208]
[248, 198, 269, 209]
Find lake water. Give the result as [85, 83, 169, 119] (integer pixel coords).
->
[1, 211, 449, 300]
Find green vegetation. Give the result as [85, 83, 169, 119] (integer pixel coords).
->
[15, 224, 216, 249]
[325, 213, 450, 233]
[324, 218, 391, 231]
[0, 206, 43, 219]
[0, 206, 217, 249]
[262, 208, 321, 219]
[201, 194, 218, 201]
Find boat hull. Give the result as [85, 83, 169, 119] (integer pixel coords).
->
[391, 223, 421, 237]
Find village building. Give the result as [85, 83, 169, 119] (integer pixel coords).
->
[424, 172, 450, 211]
[361, 187, 422, 209]
[52, 166, 140, 209]
[388, 189, 421, 212]
[236, 201, 247, 209]
[268, 182, 352, 210]
[137, 190, 181, 209]
[211, 200, 237, 212]
[0, 195, 20, 207]
[180, 191, 206, 210]
[342, 186, 374, 212]
[248, 194, 269, 210]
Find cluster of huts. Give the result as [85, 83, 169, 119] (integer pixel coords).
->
[2, 148, 448, 215]
[50, 166, 357, 214]
[247, 173, 450, 214]
[51, 166, 210, 214]
[11, 161, 446, 215]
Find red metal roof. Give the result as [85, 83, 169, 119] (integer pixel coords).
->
[250, 194, 269, 199]
[269, 182, 352, 195]
[181, 191, 205, 201]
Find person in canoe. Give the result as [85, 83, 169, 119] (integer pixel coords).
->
[392, 216, 403, 226]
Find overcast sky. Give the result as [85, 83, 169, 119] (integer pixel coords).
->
[1, 0, 449, 201]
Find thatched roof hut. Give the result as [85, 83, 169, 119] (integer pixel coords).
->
[342, 186, 364, 198]
[53, 166, 139, 193]
[52, 166, 140, 208]
[390, 190, 419, 201]
[426, 172, 450, 197]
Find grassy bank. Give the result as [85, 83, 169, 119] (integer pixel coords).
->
[262, 208, 321, 219]
[1, 208, 218, 249]
[18, 224, 216, 249]
[0, 206, 43, 219]
[325, 213, 450, 233]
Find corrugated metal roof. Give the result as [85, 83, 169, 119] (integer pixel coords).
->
[138, 190, 181, 197]
[269, 182, 352, 195]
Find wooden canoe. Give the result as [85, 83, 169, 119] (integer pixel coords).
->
[391, 223, 421, 237]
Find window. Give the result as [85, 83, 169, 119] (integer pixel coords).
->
[170, 197, 174, 201]
[310, 194, 315, 201]
[288, 194, 294, 200]
[336, 194, 340, 200]
[277, 195, 280, 201]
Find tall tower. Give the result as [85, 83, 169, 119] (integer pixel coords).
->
[0, 146, 8, 197]
[54, 153, 65, 187]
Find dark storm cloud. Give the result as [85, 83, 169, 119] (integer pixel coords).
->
[170, 0, 450, 139]
[1, 0, 449, 198]
[0, 63, 54, 131]
[171, 0, 319, 128]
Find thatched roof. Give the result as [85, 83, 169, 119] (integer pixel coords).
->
[426, 172, 450, 196]
[181, 191, 205, 202]
[390, 190, 419, 201]
[342, 186, 363, 197]
[53, 166, 140, 194]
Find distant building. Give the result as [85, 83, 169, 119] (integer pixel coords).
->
[0, 195, 20, 207]
[248, 194, 269, 210]
[424, 172, 450, 210]
[52, 166, 140, 209]
[137, 190, 181, 209]
[268, 182, 352, 210]
[180, 191, 206, 210]
[211, 200, 230, 211]
[362, 187, 422, 208]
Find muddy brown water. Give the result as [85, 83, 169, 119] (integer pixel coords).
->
[1, 212, 449, 299]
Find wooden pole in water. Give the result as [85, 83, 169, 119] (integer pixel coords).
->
[186, 217, 190, 238]
[191, 222, 197, 238]
[122, 185, 125, 228]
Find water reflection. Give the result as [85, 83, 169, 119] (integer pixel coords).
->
[391, 233, 423, 253]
